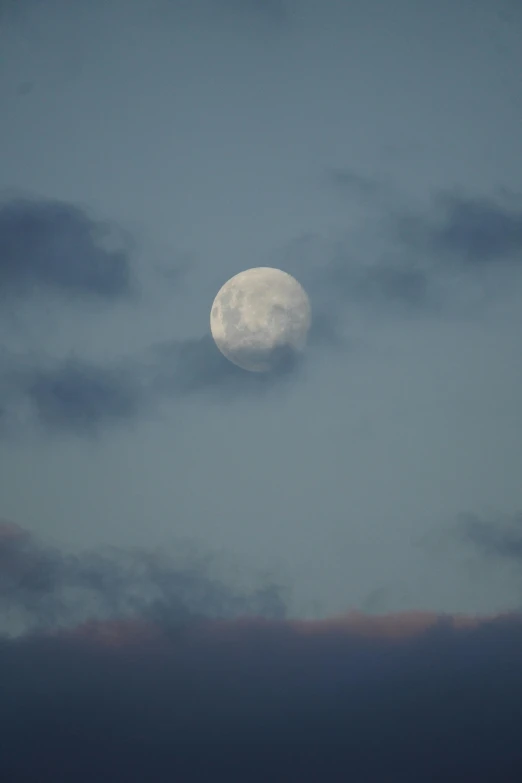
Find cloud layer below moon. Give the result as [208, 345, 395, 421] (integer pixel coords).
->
[1, 521, 522, 781]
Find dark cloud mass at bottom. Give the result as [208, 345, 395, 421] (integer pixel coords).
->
[2, 523, 522, 781]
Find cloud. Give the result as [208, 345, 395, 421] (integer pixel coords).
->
[2, 523, 522, 779]
[457, 512, 522, 562]
[284, 186, 522, 337]
[150, 334, 304, 399]
[0, 333, 307, 439]
[0, 521, 287, 633]
[395, 191, 522, 267]
[282, 233, 436, 332]
[0, 195, 135, 302]
[24, 358, 147, 434]
[0, 355, 149, 437]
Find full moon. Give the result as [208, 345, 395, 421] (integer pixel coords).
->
[210, 267, 312, 372]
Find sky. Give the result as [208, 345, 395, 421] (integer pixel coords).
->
[1, 0, 522, 777]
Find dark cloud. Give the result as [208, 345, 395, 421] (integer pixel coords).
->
[283, 187, 522, 336]
[0, 334, 306, 439]
[457, 512, 522, 562]
[150, 333, 305, 399]
[0, 521, 287, 633]
[0, 195, 135, 302]
[4, 189, 520, 442]
[2, 524, 522, 780]
[2, 524, 522, 779]
[24, 358, 146, 434]
[395, 191, 522, 266]
[0, 351, 150, 438]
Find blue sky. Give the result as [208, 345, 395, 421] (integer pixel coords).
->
[1, 0, 522, 623]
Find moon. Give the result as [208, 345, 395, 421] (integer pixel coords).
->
[210, 267, 312, 373]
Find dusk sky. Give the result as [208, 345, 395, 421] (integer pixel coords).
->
[1, 1, 522, 778]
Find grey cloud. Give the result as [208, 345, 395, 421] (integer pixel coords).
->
[282, 231, 436, 332]
[457, 512, 522, 562]
[150, 333, 304, 399]
[0, 354, 149, 437]
[3, 520, 522, 781]
[0, 335, 304, 439]
[2, 529, 522, 780]
[0, 196, 135, 302]
[6, 187, 518, 441]
[0, 521, 287, 634]
[283, 186, 522, 335]
[1, 600, 522, 780]
[24, 358, 147, 435]
[395, 191, 522, 266]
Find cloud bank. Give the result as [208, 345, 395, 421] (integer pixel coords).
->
[1, 521, 522, 781]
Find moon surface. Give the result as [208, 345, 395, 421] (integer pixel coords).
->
[210, 267, 312, 372]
